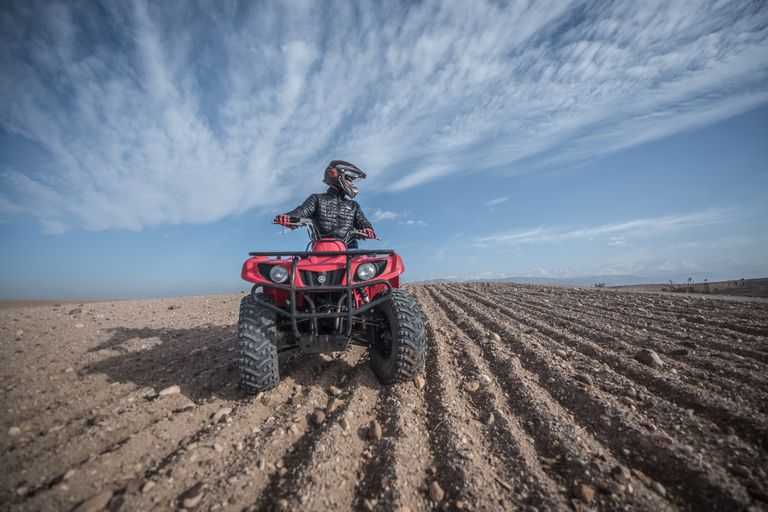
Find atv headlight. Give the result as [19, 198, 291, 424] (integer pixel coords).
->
[269, 265, 289, 283]
[356, 262, 377, 281]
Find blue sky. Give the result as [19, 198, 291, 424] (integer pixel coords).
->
[1, 0, 767, 299]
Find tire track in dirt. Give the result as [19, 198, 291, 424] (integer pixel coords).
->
[432, 283, 766, 511]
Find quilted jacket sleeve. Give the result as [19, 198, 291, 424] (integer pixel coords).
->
[284, 194, 319, 219]
[353, 202, 373, 231]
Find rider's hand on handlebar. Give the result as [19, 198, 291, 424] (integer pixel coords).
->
[362, 228, 376, 239]
[274, 215, 297, 229]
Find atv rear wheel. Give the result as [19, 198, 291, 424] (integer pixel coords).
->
[369, 289, 427, 384]
[238, 294, 279, 393]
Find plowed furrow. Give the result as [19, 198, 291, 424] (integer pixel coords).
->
[455, 284, 768, 398]
[414, 286, 569, 512]
[431, 284, 759, 511]
[448, 284, 768, 446]
[426, 286, 682, 511]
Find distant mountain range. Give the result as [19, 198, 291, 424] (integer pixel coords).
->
[407, 259, 768, 287]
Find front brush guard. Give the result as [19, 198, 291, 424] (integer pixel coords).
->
[248, 249, 394, 347]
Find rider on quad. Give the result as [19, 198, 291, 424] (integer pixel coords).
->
[274, 160, 376, 248]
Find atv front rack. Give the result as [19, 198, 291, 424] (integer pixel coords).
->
[248, 249, 394, 346]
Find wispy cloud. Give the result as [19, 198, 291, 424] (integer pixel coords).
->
[1, 1, 766, 231]
[485, 197, 508, 207]
[477, 208, 740, 246]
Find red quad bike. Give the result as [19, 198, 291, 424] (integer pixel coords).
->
[238, 218, 427, 393]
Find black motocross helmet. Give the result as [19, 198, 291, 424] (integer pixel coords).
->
[323, 160, 366, 198]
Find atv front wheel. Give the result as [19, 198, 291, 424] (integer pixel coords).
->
[237, 294, 279, 393]
[369, 289, 427, 384]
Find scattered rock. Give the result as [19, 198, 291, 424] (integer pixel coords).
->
[611, 465, 631, 483]
[638, 436, 651, 448]
[724, 426, 736, 436]
[339, 418, 350, 431]
[668, 349, 690, 356]
[141, 480, 155, 494]
[125, 479, 144, 493]
[369, 421, 382, 440]
[159, 385, 180, 396]
[291, 395, 303, 406]
[573, 374, 593, 387]
[651, 481, 666, 497]
[413, 376, 425, 390]
[311, 409, 325, 426]
[72, 491, 113, 512]
[188, 348, 202, 357]
[463, 381, 480, 393]
[329, 386, 342, 397]
[15, 486, 28, 497]
[555, 349, 567, 359]
[91, 414, 108, 426]
[574, 484, 595, 504]
[731, 465, 752, 478]
[179, 482, 206, 508]
[212, 407, 232, 423]
[429, 481, 444, 502]
[483, 412, 495, 426]
[8, 426, 21, 436]
[621, 397, 637, 407]
[327, 398, 343, 414]
[491, 332, 501, 343]
[607, 483, 626, 494]
[634, 349, 663, 370]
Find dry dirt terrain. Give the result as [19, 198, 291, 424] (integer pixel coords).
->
[2, 283, 767, 512]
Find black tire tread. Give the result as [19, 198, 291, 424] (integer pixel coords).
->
[237, 294, 279, 393]
[371, 289, 428, 384]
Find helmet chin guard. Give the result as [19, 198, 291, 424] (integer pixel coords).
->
[323, 160, 366, 198]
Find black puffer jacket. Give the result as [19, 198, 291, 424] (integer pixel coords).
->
[284, 187, 373, 248]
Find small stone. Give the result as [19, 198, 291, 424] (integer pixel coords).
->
[611, 465, 631, 483]
[731, 465, 752, 478]
[491, 332, 502, 343]
[125, 479, 144, 493]
[327, 398, 343, 414]
[212, 407, 232, 423]
[634, 349, 663, 370]
[91, 414, 108, 425]
[141, 480, 155, 494]
[656, 434, 675, 445]
[189, 348, 202, 357]
[413, 376, 425, 390]
[555, 349, 567, 359]
[638, 436, 651, 448]
[291, 395, 303, 406]
[651, 481, 666, 497]
[621, 397, 637, 407]
[463, 381, 480, 393]
[339, 418, 350, 431]
[311, 409, 325, 425]
[311, 475, 321, 485]
[668, 349, 689, 356]
[724, 426, 736, 436]
[76, 323, 85, 328]
[181, 402, 196, 412]
[429, 481, 444, 502]
[213, 443, 223, 452]
[15, 329, 24, 336]
[483, 413, 495, 426]
[15, 486, 28, 497]
[607, 483, 626, 494]
[369, 421, 382, 440]
[72, 491, 113, 512]
[478, 373, 492, 383]
[573, 374, 593, 387]
[63, 469, 77, 480]
[8, 426, 21, 436]
[329, 386, 342, 396]
[416, 407, 428, 416]
[159, 385, 180, 396]
[574, 484, 595, 504]
[179, 482, 206, 509]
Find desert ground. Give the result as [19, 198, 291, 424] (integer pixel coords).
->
[1, 282, 767, 512]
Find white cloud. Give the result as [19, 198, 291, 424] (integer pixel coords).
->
[1, 0, 766, 231]
[369, 209, 399, 222]
[485, 197, 508, 207]
[478, 208, 740, 246]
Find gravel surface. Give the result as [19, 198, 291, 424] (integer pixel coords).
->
[1, 284, 767, 511]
